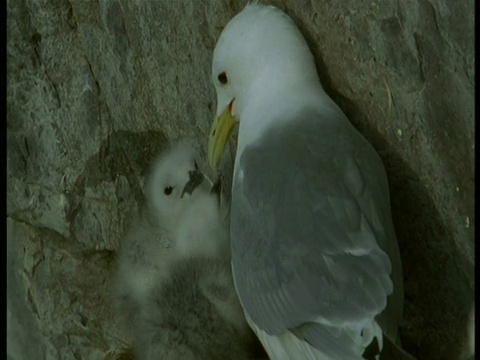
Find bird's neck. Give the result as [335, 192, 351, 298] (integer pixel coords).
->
[235, 78, 326, 159]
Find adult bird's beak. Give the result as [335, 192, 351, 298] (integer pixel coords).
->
[208, 99, 236, 170]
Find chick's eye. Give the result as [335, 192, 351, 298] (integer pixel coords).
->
[164, 186, 173, 196]
[218, 71, 228, 85]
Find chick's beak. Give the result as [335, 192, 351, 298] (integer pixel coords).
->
[181, 168, 204, 198]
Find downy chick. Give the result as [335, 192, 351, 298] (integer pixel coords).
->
[114, 142, 263, 360]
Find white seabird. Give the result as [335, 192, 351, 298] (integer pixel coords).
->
[208, 4, 414, 360]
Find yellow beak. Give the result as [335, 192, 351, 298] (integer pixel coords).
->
[208, 100, 236, 170]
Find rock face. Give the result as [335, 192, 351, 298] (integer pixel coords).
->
[7, 1, 474, 359]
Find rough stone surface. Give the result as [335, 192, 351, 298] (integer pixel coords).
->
[7, 1, 474, 359]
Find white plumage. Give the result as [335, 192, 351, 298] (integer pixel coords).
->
[208, 4, 415, 360]
[114, 143, 262, 359]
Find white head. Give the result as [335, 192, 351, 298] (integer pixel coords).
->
[213, 4, 319, 118]
[145, 142, 228, 259]
[145, 143, 210, 227]
[208, 3, 320, 169]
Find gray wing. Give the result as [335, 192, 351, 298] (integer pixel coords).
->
[231, 108, 400, 338]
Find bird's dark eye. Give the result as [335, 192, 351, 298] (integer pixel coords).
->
[194, 161, 198, 170]
[164, 186, 173, 196]
[218, 71, 228, 85]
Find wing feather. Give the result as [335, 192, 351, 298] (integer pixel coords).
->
[231, 109, 398, 343]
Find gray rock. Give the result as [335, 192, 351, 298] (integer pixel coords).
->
[7, 0, 473, 359]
